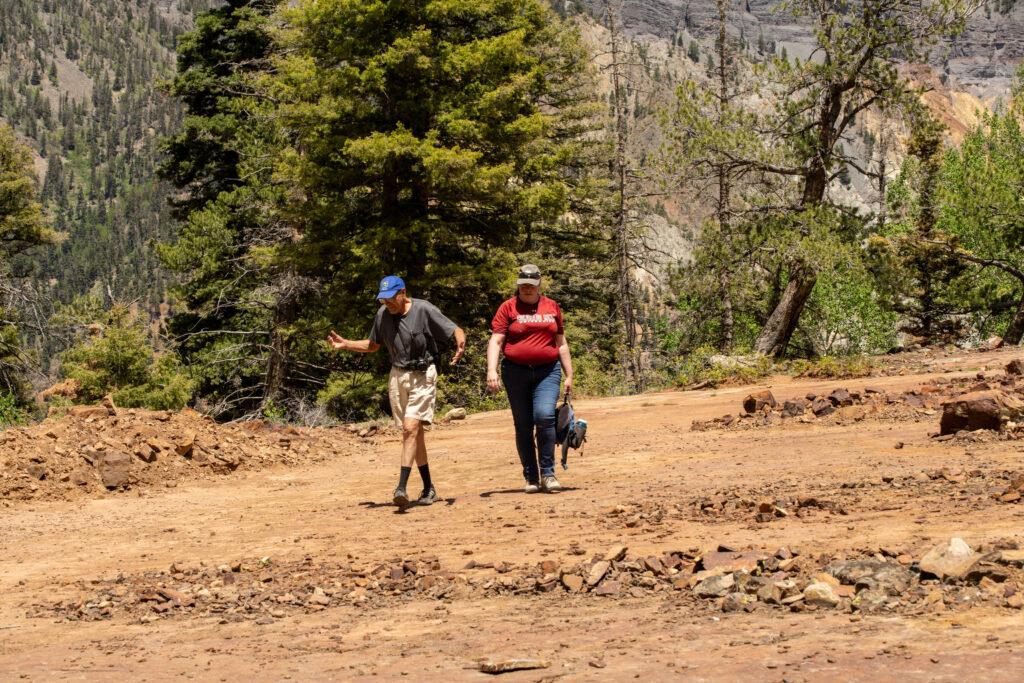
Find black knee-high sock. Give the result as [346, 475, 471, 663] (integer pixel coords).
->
[418, 463, 432, 491]
[398, 466, 411, 490]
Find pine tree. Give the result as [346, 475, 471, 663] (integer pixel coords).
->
[936, 102, 1024, 343]
[749, 0, 974, 357]
[870, 112, 966, 344]
[158, 0, 279, 418]
[0, 124, 57, 400]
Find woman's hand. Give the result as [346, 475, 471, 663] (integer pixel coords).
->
[486, 371, 501, 393]
[563, 375, 573, 395]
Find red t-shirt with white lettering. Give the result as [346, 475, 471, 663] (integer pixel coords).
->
[491, 295, 564, 365]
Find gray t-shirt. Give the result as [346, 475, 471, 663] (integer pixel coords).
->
[369, 298, 457, 369]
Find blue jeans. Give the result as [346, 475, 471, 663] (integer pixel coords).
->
[502, 359, 562, 481]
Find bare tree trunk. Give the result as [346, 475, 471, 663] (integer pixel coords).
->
[753, 270, 816, 357]
[715, 0, 734, 353]
[263, 291, 295, 409]
[606, 1, 639, 386]
[755, 82, 839, 357]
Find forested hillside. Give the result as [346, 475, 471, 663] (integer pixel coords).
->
[5, 0, 1024, 428]
[0, 0, 214, 318]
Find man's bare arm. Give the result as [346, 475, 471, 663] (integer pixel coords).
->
[451, 327, 466, 364]
[327, 330, 380, 353]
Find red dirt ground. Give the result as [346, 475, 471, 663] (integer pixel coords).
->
[2, 347, 1023, 681]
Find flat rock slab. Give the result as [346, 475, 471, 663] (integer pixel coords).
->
[479, 658, 550, 674]
[701, 550, 765, 573]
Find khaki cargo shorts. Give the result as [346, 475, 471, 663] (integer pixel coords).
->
[388, 364, 437, 426]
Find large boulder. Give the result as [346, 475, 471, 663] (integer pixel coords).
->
[940, 390, 1024, 434]
[97, 452, 132, 489]
[826, 560, 914, 595]
[919, 537, 982, 582]
[742, 390, 776, 414]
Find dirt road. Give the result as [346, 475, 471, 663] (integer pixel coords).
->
[2, 348, 1023, 681]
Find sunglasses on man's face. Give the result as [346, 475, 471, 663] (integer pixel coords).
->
[379, 294, 401, 305]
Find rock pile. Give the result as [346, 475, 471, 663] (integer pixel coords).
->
[33, 539, 1024, 625]
[992, 472, 1024, 504]
[692, 361, 1024, 437]
[692, 385, 922, 431]
[1, 401, 353, 502]
[686, 537, 1023, 615]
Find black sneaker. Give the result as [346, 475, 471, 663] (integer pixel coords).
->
[393, 487, 410, 510]
[417, 487, 438, 505]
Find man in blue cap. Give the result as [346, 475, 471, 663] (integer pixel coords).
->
[327, 276, 466, 510]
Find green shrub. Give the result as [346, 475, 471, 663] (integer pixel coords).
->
[786, 355, 876, 379]
[317, 370, 389, 422]
[59, 303, 195, 411]
[0, 391, 27, 428]
[675, 345, 774, 388]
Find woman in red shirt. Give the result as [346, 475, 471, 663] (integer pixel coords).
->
[487, 264, 574, 493]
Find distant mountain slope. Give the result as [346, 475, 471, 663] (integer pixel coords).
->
[585, 0, 1023, 99]
[0, 0, 216, 317]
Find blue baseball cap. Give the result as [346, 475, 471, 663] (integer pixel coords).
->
[376, 275, 405, 300]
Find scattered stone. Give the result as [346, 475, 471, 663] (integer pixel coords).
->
[982, 336, 1004, 351]
[828, 388, 854, 407]
[444, 408, 467, 421]
[854, 588, 891, 613]
[803, 582, 841, 608]
[827, 560, 913, 594]
[561, 574, 583, 592]
[694, 573, 735, 598]
[174, 432, 196, 458]
[593, 581, 621, 597]
[586, 561, 610, 587]
[701, 550, 764, 573]
[721, 592, 752, 612]
[811, 397, 835, 417]
[1006, 359, 1024, 376]
[101, 394, 118, 416]
[308, 588, 331, 606]
[67, 405, 110, 419]
[781, 399, 806, 418]
[603, 545, 628, 562]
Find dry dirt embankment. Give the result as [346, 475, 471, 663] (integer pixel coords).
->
[2, 347, 1024, 681]
[0, 403, 361, 503]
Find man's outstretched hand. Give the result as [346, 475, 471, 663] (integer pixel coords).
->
[327, 330, 350, 351]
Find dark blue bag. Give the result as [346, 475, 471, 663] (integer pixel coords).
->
[556, 392, 587, 470]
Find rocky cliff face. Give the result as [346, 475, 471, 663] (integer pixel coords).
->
[584, 0, 1023, 100]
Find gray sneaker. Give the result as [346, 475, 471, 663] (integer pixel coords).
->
[393, 487, 410, 510]
[524, 482, 540, 494]
[417, 487, 438, 505]
[541, 476, 562, 493]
